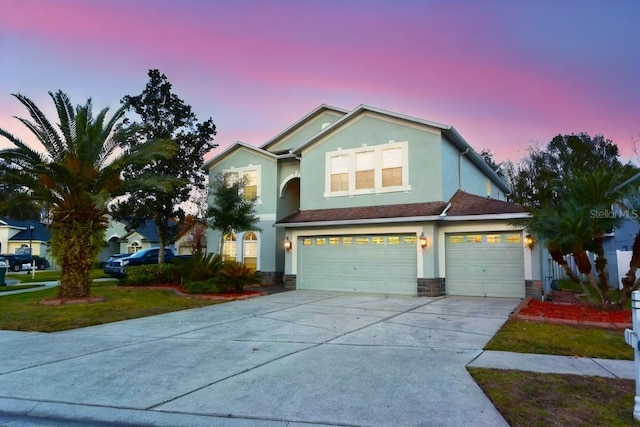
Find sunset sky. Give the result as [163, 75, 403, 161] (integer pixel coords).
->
[1, 0, 638, 165]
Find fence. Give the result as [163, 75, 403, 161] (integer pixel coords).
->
[548, 250, 633, 290]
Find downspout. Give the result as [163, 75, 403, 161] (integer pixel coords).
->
[439, 203, 452, 217]
[458, 148, 469, 190]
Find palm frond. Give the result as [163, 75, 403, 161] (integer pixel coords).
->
[12, 93, 63, 159]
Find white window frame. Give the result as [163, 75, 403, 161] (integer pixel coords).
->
[324, 140, 411, 197]
[223, 165, 262, 204]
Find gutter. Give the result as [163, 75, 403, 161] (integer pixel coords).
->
[437, 212, 530, 221]
[274, 215, 443, 228]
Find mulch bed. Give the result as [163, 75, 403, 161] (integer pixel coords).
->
[514, 291, 632, 329]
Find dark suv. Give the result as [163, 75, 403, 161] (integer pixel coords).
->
[103, 247, 187, 278]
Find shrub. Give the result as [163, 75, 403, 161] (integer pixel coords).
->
[180, 253, 222, 282]
[218, 262, 260, 293]
[183, 279, 224, 294]
[120, 264, 182, 286]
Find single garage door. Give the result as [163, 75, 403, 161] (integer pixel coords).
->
[298, 234, 417, 295]
[446, 232, 525, 298]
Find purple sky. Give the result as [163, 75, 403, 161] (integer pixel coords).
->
[1, 0, 638, 165]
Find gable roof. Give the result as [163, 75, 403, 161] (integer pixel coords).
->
[260, 104, 349, 153]
[276, 191, 527, 227]
[120, 220, 160, 242]
[203, 140, 277, 170]
[4, 221, 50, 242]
[289, 104, 510, 194]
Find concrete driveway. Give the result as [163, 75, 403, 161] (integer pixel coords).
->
[0, 291, 520, 426]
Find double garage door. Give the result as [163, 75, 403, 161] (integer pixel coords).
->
[445, 232, 525, 298]
[298, 234, 417, 295]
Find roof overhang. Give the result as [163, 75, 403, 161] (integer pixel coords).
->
[274, 215, 444, 228]
[275, 212, 530, 228]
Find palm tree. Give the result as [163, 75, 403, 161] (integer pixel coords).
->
[619, 185, 640, 305]
[513, 200, 603, 301]
[0, 91, 175, 298]
[550, 198, 605, 302]
[567, 169, 629, 299]
[513, 207, 580, 284]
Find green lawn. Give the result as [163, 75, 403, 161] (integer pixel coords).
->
[486, 318, 633, 360]
[0, 280, 221, 332]
[474, 306, 636, 426]
[469, 368, 639, 427]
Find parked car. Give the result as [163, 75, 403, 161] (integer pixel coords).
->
[103, 248, 190, 278]
[0, 254, 50, 272]
[106, 253, 128, 263]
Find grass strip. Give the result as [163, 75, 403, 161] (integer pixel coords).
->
[469, 367, 640, 427]
[486, 318, 633, 360]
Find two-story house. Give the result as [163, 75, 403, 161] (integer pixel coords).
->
[204, 104, 543, 298]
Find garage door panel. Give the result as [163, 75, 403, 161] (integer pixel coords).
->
[503, 251, 523, 261]
[483, 251, 505, 261]
[298, 234, 417, 295]
[446, 232, 525, 298]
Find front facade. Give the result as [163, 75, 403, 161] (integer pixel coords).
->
[0, 219, 50, 259]
[205, 104, 542, 297]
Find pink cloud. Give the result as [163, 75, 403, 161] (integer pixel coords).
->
[1, 0, 637, 166]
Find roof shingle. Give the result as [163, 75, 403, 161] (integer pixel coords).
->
[277, 191, 526, 225]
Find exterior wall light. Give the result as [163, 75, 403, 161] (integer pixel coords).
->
[525, 234, 534, 249]
[419, 232, 428, 249]
[284, 237, 292, 251]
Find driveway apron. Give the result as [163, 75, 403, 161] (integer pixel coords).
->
[0, 291, 520, 426]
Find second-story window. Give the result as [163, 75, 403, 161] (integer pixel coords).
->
[324, 141, 410, 197]
[330, 155, 349, 192]
[223, 165, 261, 203]
[355, 151, 375, 189]
[382, 147, 402, 187]
[243, 170, 258, 200]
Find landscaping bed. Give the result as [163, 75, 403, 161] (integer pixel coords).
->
[514, 294, 631, 329]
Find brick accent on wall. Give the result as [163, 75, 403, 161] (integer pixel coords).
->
[284, 274, 297, 290]
[259, 271, 283, 286]
[417, 278, 445, 297]
[525, 280, 543, 299]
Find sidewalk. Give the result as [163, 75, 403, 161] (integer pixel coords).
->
[0, 281, 59, 296]
[468, 350, 635, 379]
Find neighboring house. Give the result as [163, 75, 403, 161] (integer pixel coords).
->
[0, 219, 52, 265]
[204, 104, 544, 298]
[102, 219, 197, 259]
[594, 217, 638, 289]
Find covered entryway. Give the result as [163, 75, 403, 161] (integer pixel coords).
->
[445, 232, 525, 298]
[297, 234, 417, 295]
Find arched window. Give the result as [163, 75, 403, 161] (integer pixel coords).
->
[223, 233, 237, 262]
[127, 241, 141, 253]
[243, 231, 258, 270]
